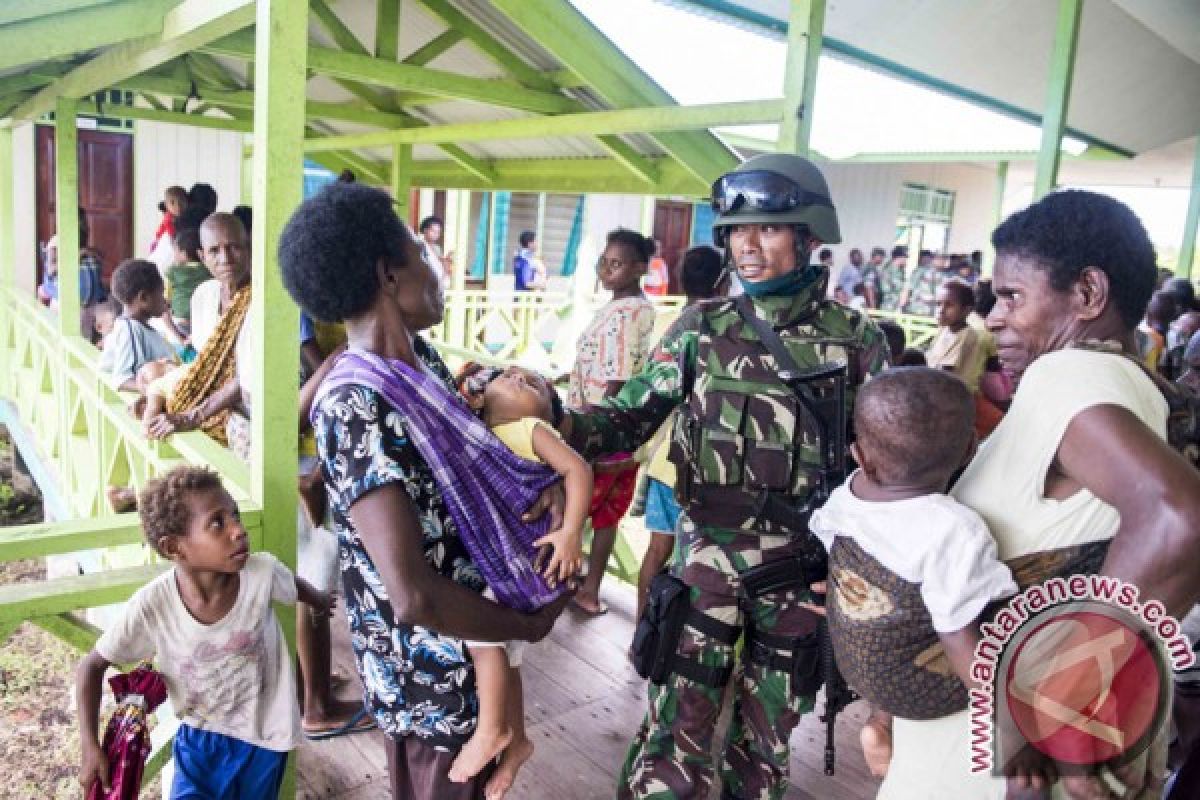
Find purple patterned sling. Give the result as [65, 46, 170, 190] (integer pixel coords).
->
[315, 348, 564, 612]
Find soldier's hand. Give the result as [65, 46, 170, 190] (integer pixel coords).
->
[799, 581, 828, 616]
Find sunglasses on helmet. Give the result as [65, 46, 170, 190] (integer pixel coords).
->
[710, 170, 833, 215]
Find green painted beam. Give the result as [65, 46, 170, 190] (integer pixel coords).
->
[439, 145, 496, 184]
[138, 92, 169, 112]
[103, 104, 252, 132]
[250, 2, 307, 790]
[30, 613, 102, 653]
[7, 0, 255, 124]
[672, 0, 1136, 160]
[0, 0, 119, 27]
[415, 0, 557, 92]
[777, 0, 824, 155]
[376, 0, 400, 61]
[185, 52, 246, 91]
[1180, 138, 1200, 280]
[404, 30, 464, 68]
[391, 143, 413, 222]
[0, 69, 69, 97]
[489, 0, 736, 185]
[306, 99, 784, 151]
[306, 46, 576, 114]
[0, 0, 173, 73]
[1033, 0, 1082, 199]
[596, 136, 658, 184]
[0, 563, 167, 624]
[0, 515, 142, 561]
[547, 68, 585, 89]
[984, 161, 1009, 278]
[0, 129, 12, 290]
[55, 97, 81, 338]
[119, 74, 416, 128]
[409, 156, 708, 195]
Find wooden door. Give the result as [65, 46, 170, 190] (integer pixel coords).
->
[652, 200, 693, 295]
[35, 125, 134, 285]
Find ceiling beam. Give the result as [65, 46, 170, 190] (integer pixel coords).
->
[5, 0, 254, 125]
[0, 0, 175, 73]
[408, 156, 705, 196]
[98, 103, 251, 132]
[117, 73, 416, 128]
[205, 30, 575, 114]
[0, 0, 119, 27]
[403, 30, 463, 67]
[306, 99, 784, 150]
[375, 0, 400, 61]
[489, 0, 736, 185]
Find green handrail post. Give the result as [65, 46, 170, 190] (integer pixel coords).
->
[250, 0, 308, 795]
[778, 0, 826, 156]
[391, 143, 413, 222]
[984, 161, 1009, 278]
[55, 97, 81, 340]
[1179, 135, 1200, 280]
[1033, 0, 1083, 199]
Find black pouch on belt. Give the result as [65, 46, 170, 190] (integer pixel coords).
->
[631, 571, 740, 686]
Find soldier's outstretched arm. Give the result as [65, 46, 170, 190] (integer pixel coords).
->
[562, 312, 698, 459]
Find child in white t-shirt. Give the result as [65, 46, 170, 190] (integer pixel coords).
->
[76, 466, 331, 798]
[809, 368, 1026, 786]
[99, 258, 178, 392]
[450, 364, 592, 798]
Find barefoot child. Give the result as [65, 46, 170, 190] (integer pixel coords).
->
[77, 466, 328, 798]
[808, 368, 1053, 795]
[451, 364, 593, 798]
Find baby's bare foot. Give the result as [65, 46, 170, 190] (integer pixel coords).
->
[860, 713, 893, 778]
[485, 735, 534, 800]
[448, 724, 512, 783]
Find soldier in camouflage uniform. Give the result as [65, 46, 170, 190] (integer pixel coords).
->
[877, 245, 908, 312]
[563, 154, 888, 800]
[898, 252, 941, 317]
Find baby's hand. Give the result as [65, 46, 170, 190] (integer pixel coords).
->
[533, 528, 583, 588]
[1003, 745, 1056, 800]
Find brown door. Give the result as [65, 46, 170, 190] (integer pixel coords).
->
[35, 125, 134, 285]
[652, 200, 693, 295]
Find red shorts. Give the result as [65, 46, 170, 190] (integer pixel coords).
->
[589, 461, 638, 530]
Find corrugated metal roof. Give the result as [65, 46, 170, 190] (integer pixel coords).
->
[661, 0, 1200, 156]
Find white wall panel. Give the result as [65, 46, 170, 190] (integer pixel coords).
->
[132, 121, 245, 255]
[12, 123, 36, 293]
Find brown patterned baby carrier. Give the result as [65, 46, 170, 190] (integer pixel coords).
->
[828, 535, 1109, 720]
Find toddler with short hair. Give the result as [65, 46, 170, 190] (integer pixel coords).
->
[449, 363, 592, 799]
[76, 466, 328, 798]
[99, 258, 178, 392]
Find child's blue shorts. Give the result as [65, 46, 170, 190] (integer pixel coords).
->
[171, 723, 288, 800]
[644, 478, 681, 535]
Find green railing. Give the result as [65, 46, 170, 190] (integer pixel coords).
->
[0, 287, 265, 783]
[867, 309, 939, 350]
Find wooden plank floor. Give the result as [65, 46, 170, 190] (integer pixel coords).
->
[298, 581, 881, 800]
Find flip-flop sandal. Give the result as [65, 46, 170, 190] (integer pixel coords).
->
[303, 709, 376, 741]
[571, 598, 609, 616]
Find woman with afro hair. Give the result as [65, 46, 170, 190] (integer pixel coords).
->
[279, 183, 570, 800]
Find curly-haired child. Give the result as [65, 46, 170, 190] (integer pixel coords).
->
[76, 466, 331, 798]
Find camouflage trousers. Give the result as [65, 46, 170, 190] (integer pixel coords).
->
[617, 528, 820, 800]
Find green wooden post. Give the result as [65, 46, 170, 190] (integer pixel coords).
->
[376, 0, 400, 60]
[0, 128, 13, 291]
[55, 97, 81, 339]
[983, 161, 1009, 278]
[391, 143, 412, 224]
[249, 0, 307, 794]
[1033, 0, 1082, 199]
[1179, 139, 1200, 280]
[778, 0, 826, 155]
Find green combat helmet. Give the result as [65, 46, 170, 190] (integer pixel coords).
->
[710, 153, 842, 247]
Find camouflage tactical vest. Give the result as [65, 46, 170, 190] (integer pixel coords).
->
[670, 296, 862, 535]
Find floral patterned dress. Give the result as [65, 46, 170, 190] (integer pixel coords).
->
[313, 337, 485, 750]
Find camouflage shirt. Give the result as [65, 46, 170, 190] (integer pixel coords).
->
[566, 283, 888, 594]
[901, 265, 942, 317]
[878, 261, 907, 312]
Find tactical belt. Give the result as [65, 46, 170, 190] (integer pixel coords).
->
[747, 630, 806, 672]
[671, 609, 741, 687]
